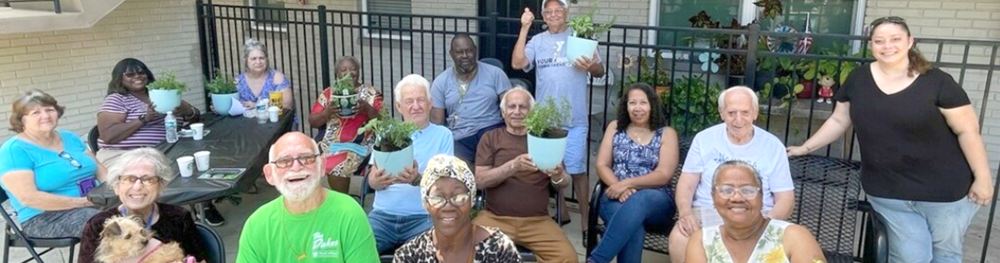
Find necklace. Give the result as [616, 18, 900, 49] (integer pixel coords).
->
[282, 209, 320, 261]
[627, 126, 651, 144]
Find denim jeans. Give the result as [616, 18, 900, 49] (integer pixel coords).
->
[590, 188, 675, 263]
[368, 209, 433, 254]
[867, 195, 979, 263]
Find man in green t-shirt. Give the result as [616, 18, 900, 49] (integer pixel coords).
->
[237, 132, 378, 263]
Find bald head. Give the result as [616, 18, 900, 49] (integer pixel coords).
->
[268, 132, 320, 162]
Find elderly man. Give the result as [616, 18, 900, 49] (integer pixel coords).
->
[474, 87, 577, 263]
[431, 34, 512, 165]
[237, 132, 378, 262]
[667, 86, 796, 263]
[367, 74, 455, 254]
[512, 0, 605, 231]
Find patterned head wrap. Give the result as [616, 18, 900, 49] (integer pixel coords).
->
[420, 154, 476, 201]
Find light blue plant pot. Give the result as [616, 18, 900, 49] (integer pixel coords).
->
[210, 92, 238, 115]
[149, 89, 181, 113]
[567, 36, 598, 63]
[527, 133, 567, 171]
[372, 144, 414, 177]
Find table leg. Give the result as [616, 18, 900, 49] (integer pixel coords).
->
[193, 203, 207, 224]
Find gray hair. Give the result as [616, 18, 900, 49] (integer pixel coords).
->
[107, 148, 173, 190]
[500, 86, 535, 110]
[711, 160, 763, 193]
[717, 86, 759, 112]
[394, 74, 432, 103]
[243, 38, 268, 68]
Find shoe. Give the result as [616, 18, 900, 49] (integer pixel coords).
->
[552, 216, 571, 226]
[203, 206, 226, 226]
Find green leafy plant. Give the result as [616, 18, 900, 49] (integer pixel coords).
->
[566, 1, 616, 40]
[147, 71, 188, 92]
[524, 97, 571, 138]
[623, 52, 671, 89]
[204, 71, 236, 94]
[330, 74, 359, 108]
[359, 108, 419, 152]
[661, 76, 722, 137]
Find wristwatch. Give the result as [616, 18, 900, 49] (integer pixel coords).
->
[138, 115, 148, 125]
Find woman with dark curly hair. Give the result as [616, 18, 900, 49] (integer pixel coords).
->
[588, 82, 679, 263]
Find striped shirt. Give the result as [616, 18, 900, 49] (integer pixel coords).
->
[97, 93, 167, 150]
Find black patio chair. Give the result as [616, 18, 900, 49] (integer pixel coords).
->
[194, 222, 225, 263]
[1, 190, 80, 263]
[87, 125, 100, 153]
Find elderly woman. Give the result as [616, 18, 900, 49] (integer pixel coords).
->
[393, 154, 520, 263]
[0, 90, 104, 238]
[788, 16, 993, 262]
[238, 38, 294, 109]
[307, 56, 382, 194]
[587, 83, 679, 263]
[686, 160, 825, 263]
[78, 148, 207, 263]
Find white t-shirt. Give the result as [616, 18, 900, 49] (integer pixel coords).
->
[681, 123, 794, 210]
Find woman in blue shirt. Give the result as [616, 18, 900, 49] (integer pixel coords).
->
[0, 90, 105, 238]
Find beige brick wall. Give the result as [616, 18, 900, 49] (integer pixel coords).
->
[0, 0, 206, 141]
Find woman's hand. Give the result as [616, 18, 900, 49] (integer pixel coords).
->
[786, 145, 811, 157]
[605, 180, 631, 199]
[144, 103, 163, 123]
[969, 178, 994, 206]
[617, 188, 637, 202]
[242, 101, 256, 109]
[323, 101, 342, 118]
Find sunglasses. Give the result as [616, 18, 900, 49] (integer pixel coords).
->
[870, 16, 906, 28]
[118, 175, 161, 186]
[426, 193, 470, 209]
[123, 71, 147, 79]
[58, 151, 82, 169]
[270, 154, 320, 169]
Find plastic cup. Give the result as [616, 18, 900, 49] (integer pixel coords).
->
[193, 151, 211, 172]
[268, 106, 279, 123]
[190, 123, 204, 140]
[177, 156, 195, 177]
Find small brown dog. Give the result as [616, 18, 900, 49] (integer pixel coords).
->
[94, 215, 187, 263]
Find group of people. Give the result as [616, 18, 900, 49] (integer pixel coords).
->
[0, 0, 995, 261]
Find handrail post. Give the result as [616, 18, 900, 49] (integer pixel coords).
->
[52, 0, 60, 14]
[196, 0, 212, 107]
[745, 23, 760, 88]
[318, 5, 331, 88]
[487, 11, 499, 60]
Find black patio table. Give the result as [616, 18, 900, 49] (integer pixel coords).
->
[87, 111, 294, 207]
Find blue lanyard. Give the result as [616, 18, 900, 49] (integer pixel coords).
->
[119, 205, 156, 229]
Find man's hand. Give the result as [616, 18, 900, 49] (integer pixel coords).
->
[508, 154, 538, 173]
[677, 213, 700, 237]
[368, 166, 395, 190]
[395, 160, 420, 185]
[573, 53, 599, 72]
[520, 8, 534, 28]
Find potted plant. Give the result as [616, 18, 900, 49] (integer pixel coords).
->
[328, 74, 359, 117]
[524, 97, 572, 170]
[205, 71, 238, 115]
[662, 76, 721, 137]
[623, 51, 671, 96]
[566, 1, 615, 62]
[360, 109, 419, 177]
[147, 71, 188, 113]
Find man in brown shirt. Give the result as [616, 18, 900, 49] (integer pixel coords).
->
[473, 86, 577, 262]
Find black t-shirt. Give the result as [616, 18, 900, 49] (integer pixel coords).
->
[835, 65, 973, 202]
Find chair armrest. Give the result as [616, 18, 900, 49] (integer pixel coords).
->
[861, 202, 889, 263]
[585, 181, 606, 256]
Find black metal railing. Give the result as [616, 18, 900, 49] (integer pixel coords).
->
[0, 0, 61, 14]
[195, 2, 1000, 261]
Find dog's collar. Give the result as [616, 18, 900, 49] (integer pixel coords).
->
[136, 239, 164, 263]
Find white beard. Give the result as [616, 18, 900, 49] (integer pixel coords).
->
[276, 168, 322, 202]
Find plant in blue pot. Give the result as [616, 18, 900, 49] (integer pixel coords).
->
[205, 72, 238, 115]
[524, 97, 572, 171]
[360, 108, 419, 177]
[566, 1, 615, 63]
[147, 71, 188, 113]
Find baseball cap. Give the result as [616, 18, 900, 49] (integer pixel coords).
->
[543, 0, 568, 10]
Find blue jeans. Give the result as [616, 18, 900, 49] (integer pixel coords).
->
[591, 188, 675, 263]
[867, 195, 979, 263]
[368, 209, 433, 254]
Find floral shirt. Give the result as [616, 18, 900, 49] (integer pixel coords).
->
[392, 226, 521, 263]
[310, 84, 382, 177]
[702, 219, 791, 263]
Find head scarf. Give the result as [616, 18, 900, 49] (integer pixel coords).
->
[420, 154, 476, 201]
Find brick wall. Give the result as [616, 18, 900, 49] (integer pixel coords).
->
[0, 0, 206, 141]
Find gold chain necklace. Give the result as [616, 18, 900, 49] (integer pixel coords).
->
[282, 208, 320, 261]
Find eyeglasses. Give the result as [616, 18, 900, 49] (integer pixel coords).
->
[118, 176, 161, 186]
[123, 71, 147, 79]
[426, 193, 470, 209]
[870, 16, 906, 28]
[58, 151, 82, 169]
[542, 8, 565, 16]
[715, 185, 761, 200]
[270, 154, 320, 168]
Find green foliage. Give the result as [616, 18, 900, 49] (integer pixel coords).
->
[567, 1, 616, 40]
[795, 42, 867, 85]
[204, 71, 236, 94]
[331, 74, 359, 108]
[525, 97, 571, 138]
[661, 76, 721, 137]
[359, 108, 418, 151]
[147, 72, 188, 92]
[624, 52, 671, 88]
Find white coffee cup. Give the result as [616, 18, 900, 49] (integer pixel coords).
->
[190, 123, 204, 140]
[193, 151, 211, 171]
[268, 106, 279, 123]
[177, 156, 195, 177]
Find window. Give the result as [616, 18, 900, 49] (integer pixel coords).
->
[361, 0, 413, 40]
[248, 0, 288, 32]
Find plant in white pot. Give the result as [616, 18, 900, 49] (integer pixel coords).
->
[524, 97, 572, 170]
[566, 1, 615, 62]
[360, 109, 419, 177]
[328, 74, 360, 117]
[147, 72, 188, 113]
[205, 72, 238, 115]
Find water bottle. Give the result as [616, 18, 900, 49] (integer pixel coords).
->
[164, 111, 179, 143]
[256, 97, 269, 124]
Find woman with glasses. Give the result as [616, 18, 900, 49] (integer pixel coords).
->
[78, 148, 206, 263]
[587, 83, 678, 263]
[685, 161, 825, 263]
[96, 58, 200, 163]
[307, 56, 382, 194]
[788, 16, 993, 263]
[237, 38, 294, 110]
[393, 154, 520, 263]
[0, 90, 104, 238]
